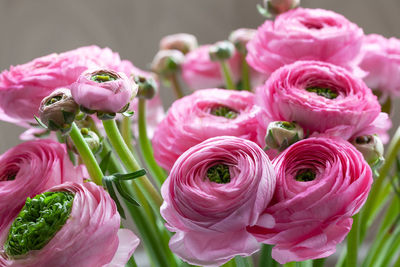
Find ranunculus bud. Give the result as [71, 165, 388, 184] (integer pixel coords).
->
[151, 49, 185, 77]
[208, 41, 235, 61]
[67, 128, 101, 155]
[263, 0, 300, 16]
[229, 28, 256, 54]
[351, 135, 384, 165]
[265, 121, 304, 151]
[39, 88, 79, 133]
[160, 33, 198, 54]
[70, 69, 137, 115]
[134, 75, 158, 100]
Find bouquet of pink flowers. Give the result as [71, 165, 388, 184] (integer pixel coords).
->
[1, 1, 400, 266]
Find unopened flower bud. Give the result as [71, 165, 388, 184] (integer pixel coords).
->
[229, 28, 256, 54]
[67, 128, 101, 155]
[260, 0, 300, 17]
[352, 135, 384, 166]
[160, 33, 198, 54]
[265, 121, 304, 151]
[151, 49, 185, 77]
[209, 41, 235, 61]
[134, 75, 158, 100]
[39, 88, 79, 133]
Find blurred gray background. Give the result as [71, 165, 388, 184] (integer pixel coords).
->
[0, 0, 399, 153]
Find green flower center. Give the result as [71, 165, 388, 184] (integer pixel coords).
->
[295, 168, 316, 182]
[306, 87, 338, 99]
[276, 121, 296, 130]
[4, 191, 74, 257]
[206, 164, 231, 184]
[91, 72, 118, 83]
[45, 95, 63, 106]
[210, 106, 238, 119]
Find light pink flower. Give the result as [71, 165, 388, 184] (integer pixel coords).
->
[247, 8, 364, 75]
[70, 69, 137, 113]
[0, 140, 85, 233]
[255, 61, 385, 147]
[359, 34, 400, 97]
[248, 137, 372, 264]
[0, 46, 124, 126]
[152, 89, 263, 170]
[161, 136, 276, 266]
[0, 182, 139, 267]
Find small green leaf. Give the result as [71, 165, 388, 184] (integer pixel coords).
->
[257, 4, 272, 18]
[114, 169, 146, 181]
[34, 116, 48, 129]
[122, 110, 134, 117]
[114, 180, 140, 206]
[103, 176, 126, 219]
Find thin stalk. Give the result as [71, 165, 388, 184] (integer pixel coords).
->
[169, 74, 184, 99]
[259, 244, 279, 267]
[69, 122, 103, 185]
[346, 213, 359, 267]
[138, 98, 166, 188]
[240, 54, 251, 91]
[221, 259, 237, 267]
[102, 119, 162, 213]
[220, 60, 236, 90]
[312, 258, 325, 267]
[284, 262, 296, 267]
[360, 126, 400, 239]
[234, 256, 252, 267]
[121, 116, 135, 152]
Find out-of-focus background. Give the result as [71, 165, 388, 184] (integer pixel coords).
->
[0, 0, 399, 153]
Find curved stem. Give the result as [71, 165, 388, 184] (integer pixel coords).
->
[259, 244, 279, 267]
[69, 122, 103, 185]
[220, 60, 236, 90]
[138, 98, 167, 188]
[240, 54, 251, 91]
[360, 126, 400, 239]
[102, 119, 162, 212]
[121, 116, 135, 152]
[169, 74, 184, 99]
[346, 213, 359, 267]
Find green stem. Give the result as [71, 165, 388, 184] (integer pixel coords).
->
[240, 54, 251, 91]
[234, 256, 252, 267]
[284, 262, 297, 267]
[125, 256, 138, 267]
[121, 116, 135, 152]
[360, 126, 400, 239]
[169, 74, 184, 99]
[259, 244, 279, 267]
[312, 258, 325, 267]
[346, 213, 359, 267]
[220, 60, 236, 90]
[221, 259, 237, 267]
[69, 122, 103, 185]
[102, 119, 163, 212]
[138, 98, 167, 188]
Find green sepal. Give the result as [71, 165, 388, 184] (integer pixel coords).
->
[122, 111, 134, 117]
[114, 180, 140, 206]
[33, 129, 51, 138]
[113, 169, 146, 180]
[99, 151, 112, 174]
[79, 105, 96, 115]
[97, 111, 116, 120]
[62, 109, 76, 124]
[257, 4, 272, 18]
[34, 116, 48, 129]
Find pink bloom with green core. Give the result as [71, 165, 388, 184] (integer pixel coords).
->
[255, 60, 385, 147]
[0, 140, 85, 236]
[152, 89, 263, 170]
[161, 136, 276, 266]
[359, 34, 400, 97]
[248, 137, 372, 264]
[247, 8, 364, 75]
[0, 45, 125, 126]
[71, 69, 137, 113]
[0, 182, 140, 267]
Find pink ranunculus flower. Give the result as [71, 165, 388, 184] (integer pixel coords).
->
[248, 137, 373, 264]
[0, 45, 124, 126]
[247, 8, 364, 75]
[161, 136, 276, 266]
[152, 88, 263, 170]
[0, 140, 85, 233]
[0, 182, 140, 267]
[359, 34, 400, 98]
[70, 69, 138, 113]
[255, 60, 385, 148]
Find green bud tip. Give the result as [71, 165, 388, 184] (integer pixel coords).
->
[91, 72, 118, 83]
[210, 106, 238, 119]
[4, 191, 74, 257]
[295, 168, 316, 182]
[206, 164, 231, 184]
[306, 87, 338, 99]
[276, 121, 296, 130]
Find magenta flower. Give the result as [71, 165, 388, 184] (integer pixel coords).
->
[0, 46, 125, 126]
[255, 60, 386, 147]
[70, 69, 137, 113]
[247, 8, 364, 75]
[152, 89, 263, 170]
[161, 136, 276, 266]
[0, 182, 139, 266]
[248, 137, 372, 264]
[0, 140, 85, 234]
[359, 34, 400, 98]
